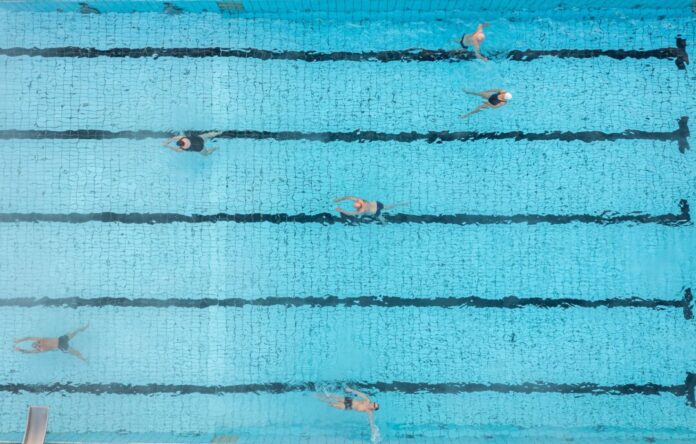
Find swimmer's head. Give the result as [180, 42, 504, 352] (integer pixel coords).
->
[176, 139, 186, 147]
[372, 402, 380, 411]
[31, 342, 40, 350]
[353, 200, 364, 209]
[502, 92, 512, 101]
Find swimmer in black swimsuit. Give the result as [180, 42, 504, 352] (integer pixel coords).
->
[459, 23, 490, 61]
[317, 387, 379, 438]
[14, 323, 89, 362]
[461, 89, 512, 118]
[162, 131, 222, 156]
[334, 196, 408, 222]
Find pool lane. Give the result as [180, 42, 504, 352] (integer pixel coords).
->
[0, 138, 690, 216]
[0, 56, 692, 134]
[0, 391, 694, 440]
[0, 9, 688, 56]
[0, 305, 693, 386]
[0, 222, 692, 300]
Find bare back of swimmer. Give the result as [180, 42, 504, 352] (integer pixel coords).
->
[334, 196, 408, 221]
[460, 23, 490, 61]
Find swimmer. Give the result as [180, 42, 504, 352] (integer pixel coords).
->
[317, 387, 379, 437]
[334, 196, 408, 222]
[13, 323, 90, 363]
[162, 131, 222, 156]
[459, 23, 490, 61]
[461, 89, 512, 118]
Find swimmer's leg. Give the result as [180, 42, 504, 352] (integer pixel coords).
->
[67, 347, 87, 363]
[383, 202, 409, 211]
[199, 131, 222, 139]
[461, 103, 490, 118]
[66, 322, 89, 340]
[315, 393, 344, 407]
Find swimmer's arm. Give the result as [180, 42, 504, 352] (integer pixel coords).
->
[162, 135, 185, 151]
[334, 196, 358, 202]
[14, 346, 40, 353]
[14, 336, 39, 343]
[346, 387, 370, 401]
[200, 147, 217, 156]
[473, 48, 488, 61]
[162, 135, 183, 146]
[367, 411, 377, 436]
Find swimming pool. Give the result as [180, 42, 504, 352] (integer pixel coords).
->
[0, 0, 694, 442]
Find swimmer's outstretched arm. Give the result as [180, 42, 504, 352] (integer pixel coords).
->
[162, 135, 184, 152]
[367, 411, 377, 436]
[473, 47, 488, 62]
[200, 147, 217, 156]
[14, 336, 40, 343]
[14, 346, 40, 353]
[334, 196, 359, 202]
[162, 135, 183, 146]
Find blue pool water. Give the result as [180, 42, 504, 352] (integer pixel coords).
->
[0, 1, 695, 442]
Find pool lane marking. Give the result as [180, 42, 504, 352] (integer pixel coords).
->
[0, 200, 689, 227]
[1, 374, 694, 406]
[508, 36, 689, 70]
[0, 117, 688, 152]
[0, 36, 688, 69]
[1, 289, 692, 319]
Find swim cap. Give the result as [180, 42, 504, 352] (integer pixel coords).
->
[503, 92, 513, 100]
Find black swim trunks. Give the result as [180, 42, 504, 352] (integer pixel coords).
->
[374, 201, 385, 218]
[488, 93, 502, 106]
[58, 335, 70, 352]
[344, 397, 353, 410]
[185, 135, 205, 152]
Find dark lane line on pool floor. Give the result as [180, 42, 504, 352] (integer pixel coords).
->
[0, 36, 688, 69]
[0, 117, 689, 152]
[2, 374, 694, 406]
[2, 289, 692, 319]
[0, 200, 689, 226]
